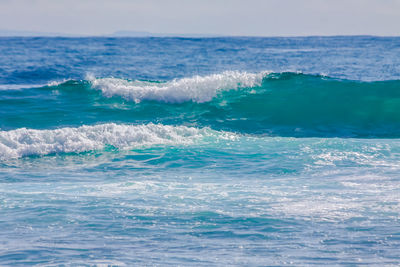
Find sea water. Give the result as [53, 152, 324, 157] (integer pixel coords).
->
[1, 36, 400, 265]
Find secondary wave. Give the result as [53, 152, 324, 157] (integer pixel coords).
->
[0, 123, 231, 159]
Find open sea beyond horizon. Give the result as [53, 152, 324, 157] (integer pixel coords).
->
[1, 36, 400, 266]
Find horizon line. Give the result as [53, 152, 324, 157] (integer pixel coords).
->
[0, 29, 400, 38]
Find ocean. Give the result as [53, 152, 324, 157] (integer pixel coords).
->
[1, 36, 400, 265]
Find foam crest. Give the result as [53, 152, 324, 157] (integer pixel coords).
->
[88, 71, 268, 103]
[0, 83, 48, 90]
[46, 79, 70, 87]
[0, 123, 216, 159]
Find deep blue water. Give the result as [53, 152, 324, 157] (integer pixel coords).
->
[1, 36, 400, 266]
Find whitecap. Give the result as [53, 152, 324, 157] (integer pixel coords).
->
[88, 71, 269, 103]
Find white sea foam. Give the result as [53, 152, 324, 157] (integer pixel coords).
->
[46, 79, 70, 87]
[0, 83, 48, 90]
[88, 71, 268, 103]
[0, 79, 70, 90]
[0, 123, 220, 159]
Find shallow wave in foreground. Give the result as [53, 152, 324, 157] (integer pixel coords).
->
[0, 123, 231, 159]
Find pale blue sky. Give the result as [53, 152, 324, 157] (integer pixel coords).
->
[0, 0, 399, 36]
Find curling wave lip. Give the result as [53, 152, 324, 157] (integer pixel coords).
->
[88, 71, 269, 103]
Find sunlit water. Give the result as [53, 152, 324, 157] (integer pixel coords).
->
[1, 36, 400, 265]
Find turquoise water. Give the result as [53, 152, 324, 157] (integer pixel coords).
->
[1, 36, 400, 265]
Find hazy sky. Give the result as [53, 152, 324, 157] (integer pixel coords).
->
[0, 0, 399, 36]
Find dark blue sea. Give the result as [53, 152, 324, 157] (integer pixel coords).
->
[1, 36, 400, 265]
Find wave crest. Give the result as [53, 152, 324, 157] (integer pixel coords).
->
[88, 71, 268, 103]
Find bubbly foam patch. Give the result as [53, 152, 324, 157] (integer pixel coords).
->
[0, 123, 219, 159]
[88, 71, 268, 103]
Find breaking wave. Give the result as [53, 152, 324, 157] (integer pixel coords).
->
[0, 123, 230, 159]
[88, 71, 268, 103]
[2, 71, 400, 137]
